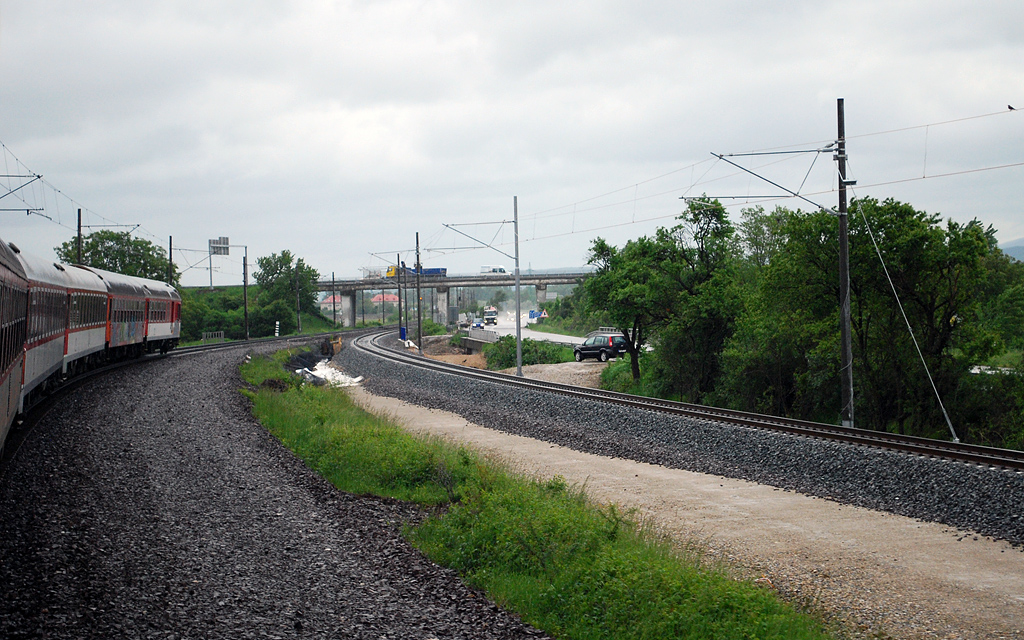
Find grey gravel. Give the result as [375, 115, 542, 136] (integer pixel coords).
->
[0, 342, 549, 639]
[339, 336, 1024, 548]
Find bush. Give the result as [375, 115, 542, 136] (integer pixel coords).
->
[484, 335, 574, 370]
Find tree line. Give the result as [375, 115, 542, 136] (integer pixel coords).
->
[553, 197, 1024, 449]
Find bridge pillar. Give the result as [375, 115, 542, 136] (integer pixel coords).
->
[535, 283, 548, 305]
[340, 292, 357, 327]
[435, 287, 449, 324]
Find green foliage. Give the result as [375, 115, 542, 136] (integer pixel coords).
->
[489, 288, 509, 308]
[537, 286, 609, 336]
[585, 196, 737, 385]
[180, 286, 298, 341]
[412, 475, 830, 640]
[55, 230, 179, 284]
[483, 335, 574, 370]
[242, 353, 835, 639]
[584, 197, 1024, 448]
[242, 353, 478, 504]
[254, 250, 320, 314]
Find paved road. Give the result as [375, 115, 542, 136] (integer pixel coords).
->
[488, 315, 585, 345]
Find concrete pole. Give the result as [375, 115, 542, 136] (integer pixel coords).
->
[837, 98, 854, 428]
[514, 196, 522, 377]
[396, 254, 402, 339]
[77, 209, 83, 264]
[416, 232, 423, 356]
[243, 247, 249, 340]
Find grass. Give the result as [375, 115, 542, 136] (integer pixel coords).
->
[240, 350, 840, 640]
[483, 335, 576, 370]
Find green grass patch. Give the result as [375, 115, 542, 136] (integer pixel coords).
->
[599, 354, 676, 399]
[240, 351, 839, 640]
[483, 335, 575, 370]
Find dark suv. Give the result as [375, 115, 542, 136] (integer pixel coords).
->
[574, 334, 627, 362]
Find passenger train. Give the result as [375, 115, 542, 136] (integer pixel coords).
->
[0, 236, 181, 454]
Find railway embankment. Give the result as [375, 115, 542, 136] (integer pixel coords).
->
[338, 337, 1024, 639]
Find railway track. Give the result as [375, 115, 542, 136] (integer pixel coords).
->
[353, 329, 1024, 472]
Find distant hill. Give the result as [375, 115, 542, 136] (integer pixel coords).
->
[1000, 239, 1024, 262]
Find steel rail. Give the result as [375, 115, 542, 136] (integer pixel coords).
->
[353, 330, 1024, 472]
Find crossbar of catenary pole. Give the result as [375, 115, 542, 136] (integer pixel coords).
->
[442, 224, 516, 261]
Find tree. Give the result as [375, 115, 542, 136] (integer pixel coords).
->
[488, 289, 509, 309]
[253, 250, 320, 315]
[56, 230, 178, 284]
[716, 197, 1012, 440]
[645, 197, 739, 401]
[584, 234, 679, 382]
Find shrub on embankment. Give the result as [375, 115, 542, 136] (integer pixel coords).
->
[483, 335, 575, 370]
[240, 350, 836, 640]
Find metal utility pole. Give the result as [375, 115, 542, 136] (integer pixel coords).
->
[514, 196, 522, 377]
[403, 264, 410, 332]
[77, 209, 83, 263]
[396, 254, 403, 339]
[415, 232, 423, 356]
[332, 272, 337, 326]
[167, 236, 173, 283]
[295, 264, 302, 334]
[242, 247, 249, 340]
[836, 98, 855, 428]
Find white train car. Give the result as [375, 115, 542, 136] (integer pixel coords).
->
[63, 265, 110, 376]
[78, 267, 149, 359]
[142, 279, 181, 353]
[0, 240, 28, 448]
[78, 267, 180, 356]
[17, 250, 70, 409]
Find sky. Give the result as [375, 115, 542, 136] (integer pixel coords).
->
[1, 1, 1022, 287]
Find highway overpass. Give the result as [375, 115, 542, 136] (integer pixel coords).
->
[316, 271, 591, 327]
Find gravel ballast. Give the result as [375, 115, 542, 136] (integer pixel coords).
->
[339, 340, 1024, 548]
[0, 343, 549, 639]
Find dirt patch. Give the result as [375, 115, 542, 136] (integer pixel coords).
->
[426, 353, 488, 369]
[419, 355, 609, 387]
[420, 335, 465, 356]
[498, 361, 607, 388]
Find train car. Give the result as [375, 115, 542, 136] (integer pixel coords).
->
[17, 248, 71, 410]
[77, 266, 181, 356]
[141, 277, 181, 354]
[0, 239, 28, 448]
[62, 264, 110, 376]
[77, 267, 150, 359]
[0, 236, 183, 455]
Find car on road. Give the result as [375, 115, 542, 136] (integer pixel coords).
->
[573, 334, 627, 362]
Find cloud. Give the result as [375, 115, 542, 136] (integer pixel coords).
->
[1, 1, 1022, 285]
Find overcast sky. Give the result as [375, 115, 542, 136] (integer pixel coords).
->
[1, 1, 1022, 287]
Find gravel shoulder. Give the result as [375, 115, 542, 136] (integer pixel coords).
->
[338, 344, 1024, 640]
[0, 344, 549, 639]
[350, 387, 1024, 640]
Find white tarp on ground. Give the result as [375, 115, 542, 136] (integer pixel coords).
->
[295, 360, 364, 387]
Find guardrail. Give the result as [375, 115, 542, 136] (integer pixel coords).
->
[467, 328, 500, 343]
